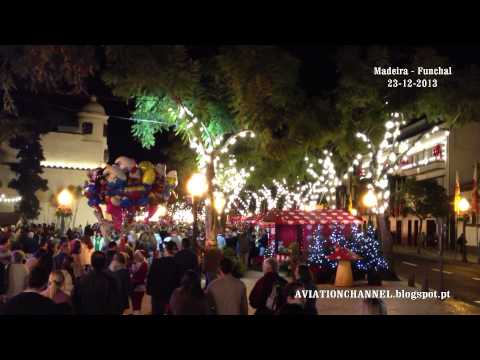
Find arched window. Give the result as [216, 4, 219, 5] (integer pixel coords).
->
[103, 124, 108, 137]
[104, 149, 109, 163]
[82, 122, 93, 134]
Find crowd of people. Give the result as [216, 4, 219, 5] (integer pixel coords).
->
[0, 222, 320, 315]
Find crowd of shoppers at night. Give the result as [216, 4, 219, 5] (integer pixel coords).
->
[0, 221, 323, 315]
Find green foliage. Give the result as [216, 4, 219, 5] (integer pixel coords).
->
[103, 46, 341, 188]
[8, 134, 48, 220]
[0, 46, 98, 115]
[399, 178, 449, 220]
[332, 46, 480, 166]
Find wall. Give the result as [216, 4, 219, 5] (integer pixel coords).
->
[41, 132, 106, 168]
[35, 168, 97, 227]
[448, 122, 480, 195]
[0, 161, 98, 227]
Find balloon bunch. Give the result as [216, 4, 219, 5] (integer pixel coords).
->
[84, 156, 178, 230]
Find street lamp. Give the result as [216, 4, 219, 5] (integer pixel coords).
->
[458, 197, 470, 213]
[57, 189, 73, 235]
[213, 192, 226, 216]
[362, 190, 377, 225]
[187, 173, 208, 252]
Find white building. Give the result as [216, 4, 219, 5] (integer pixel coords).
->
[359, 119, 480, 249]
[0, 96, 108, 228]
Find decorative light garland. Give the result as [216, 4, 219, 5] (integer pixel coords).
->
[40, 161, 105, 170]
[0, 193, 21, 203]
[237, 153, 341, 214]
[348, 113, 446, 214]
[174, 105, 256, 215]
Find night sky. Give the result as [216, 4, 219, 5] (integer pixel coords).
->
[40, 45, 480, 166]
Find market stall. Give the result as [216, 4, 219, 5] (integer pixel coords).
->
[258, 208, 362, 251]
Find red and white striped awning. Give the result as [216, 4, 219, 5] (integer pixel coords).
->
[260, 209, 362, 226]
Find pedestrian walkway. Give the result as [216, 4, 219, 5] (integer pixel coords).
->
[394, 244, 480, 267]
[242, 270, 480, 315]
[127, 270, 480, 315]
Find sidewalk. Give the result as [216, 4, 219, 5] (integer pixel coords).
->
[242, 271, 480, 315]
[130, 270, 480, 315]
[393, 244, 480, 266]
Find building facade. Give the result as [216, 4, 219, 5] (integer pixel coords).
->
[0, 96, 108, 228]
[383, 119, 480, 249]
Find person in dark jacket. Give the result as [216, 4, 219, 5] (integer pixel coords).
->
[105, 241, 118, 269]
[203, 247, 223, 288]
[36, 249, 54, 276]
[0, 261, 6, 302]
[72, 251, 122, 315]
[108, 252, 131, 314]
[174, 238, 199, 278]
[147, 241, 181, 315]
[249, 258, 287, 315]
[237, 231, 250, 268]
[169, 270, 210, 315]
[53, 239, 69, 271]
[277, 282, 308, 315]
[2, 266, 59, 315]
[295, 264, 318, 315]
[258, 231, 268, 257]
[21, 231, 39, 255]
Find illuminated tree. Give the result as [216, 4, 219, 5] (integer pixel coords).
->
[307, 225, 336, 269]
[399, 178, 449, 254]
[103, 46, 312, 247]
[235, 152, 341, 215]
[343, 115, 448, 270]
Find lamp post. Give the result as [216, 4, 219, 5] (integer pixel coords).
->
[57, 189, 73, 235]
[187, 173, 208, 253]
[458, 197, 470, 263]
[362, 190, 377, 227]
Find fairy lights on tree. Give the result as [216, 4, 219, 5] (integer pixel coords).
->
[307, 225, 336, 269]
[329, 223, 347, 249]
[346, 112, 449, 215]
[134, 98, 257, 245]
[301, 151, 341, 209]
[347, 223, 367, 271]
[361, 224, 389, 271]
[235, 152, 341, 215]
[264, 236, 277, 258]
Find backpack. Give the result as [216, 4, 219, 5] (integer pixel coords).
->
[265, 276, 286, 312]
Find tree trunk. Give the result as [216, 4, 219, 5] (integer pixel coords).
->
[205, 162, 218, 248]
[219, 212, 227, 235]
[417, 218, 423, 254]
[376, 212, 399, 280]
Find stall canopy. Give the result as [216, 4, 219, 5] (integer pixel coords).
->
[260, 209, 362, 226]
[241, 209, 363, 250]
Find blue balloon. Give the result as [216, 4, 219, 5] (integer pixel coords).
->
[120, 197, 132, 208]
[106, 179, 127, 196]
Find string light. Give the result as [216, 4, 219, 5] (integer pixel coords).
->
[0, 194, 21, 203]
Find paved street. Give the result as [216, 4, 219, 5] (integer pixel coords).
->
[392, 249, 480, 307]
[125, 269, 480, 315]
